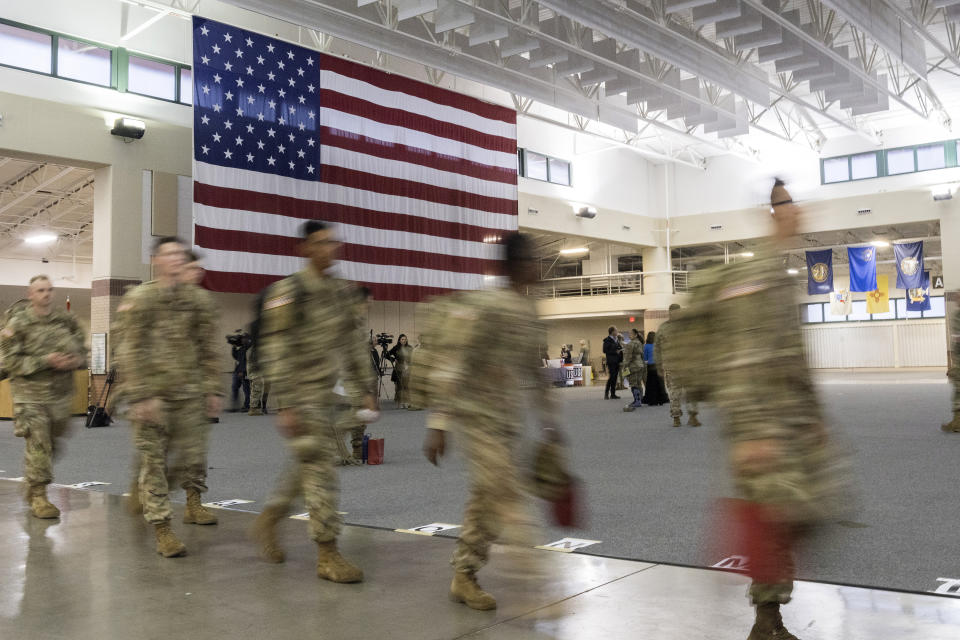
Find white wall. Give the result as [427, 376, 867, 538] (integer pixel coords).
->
[0, 257, 92, 288]
[803, 320, 946, 368]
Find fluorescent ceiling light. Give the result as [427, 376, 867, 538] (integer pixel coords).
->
[870, 240, 890, 247]
[560, 247, 589, 255]
[24, 233, 58, 245]
[741, 251, 755, 257]
[787, 268, 799, 275]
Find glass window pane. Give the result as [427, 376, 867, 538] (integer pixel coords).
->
[548, 157, 571, 185]
[848, 300, 870, 321]
[0, 23, 52, 73]
[825, 307, 846, 322]
[128, 55, 175, 100]
[924, 296, 946, 318]
[917, 143, 946, 171]
[887, 148, 915, 175]
[896, 298, 921, 319]
[871, 305, 895, 320]
[525, 152, 548, 181]
[57, 37, 111, 86]
[850, 152, 878, 180]
[179, 67, 192, 104]
[803, 304, 824, 323]
[822, 157, 849, 183]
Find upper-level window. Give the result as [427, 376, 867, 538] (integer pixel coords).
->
[822, 139, 959, 184]
[822, 157, 849, 183]
[519, 149, 573, 186]
[0, 22, 52, 73]
[57, 37, 111, 86]
[917, 143, 946, 171]
[128, 55, 177, 101]
[179, 67, 192, 105]
[886, 148, 915, 175]
[850, 152, 878, 180]
[803, 297, 945, 323]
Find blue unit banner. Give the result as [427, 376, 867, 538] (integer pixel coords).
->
[894, 241, 924, 290]
[805, 249, 834, 295]
[848, 246, 878, 292]
[906, 271, 931, 312]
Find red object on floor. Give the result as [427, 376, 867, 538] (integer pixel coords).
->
[710, 498, 792, 583]
[367, 438, 384, 465]
[552, 481, 583, 528]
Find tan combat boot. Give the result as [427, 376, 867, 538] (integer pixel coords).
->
[155, 521, 187, 557]
[450, 571, 497, 610]
[249, 505, 286, 563]
[941, 413, 960, 432]
[27, 484, 60, 519]
[688, 413, 702, 427]
[183, 489, 218, 525]
[672, 416, 681, 428]
[127, 479, 143, 515]
[747, 603, 799, 640]
[316, 540, 364, 583]
[248, 407, 263, 416]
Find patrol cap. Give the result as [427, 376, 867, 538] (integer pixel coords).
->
[771, 178, 793, 207]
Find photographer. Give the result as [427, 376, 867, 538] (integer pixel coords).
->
[387, 334, 414, 409]
[228, 330, 251, 412]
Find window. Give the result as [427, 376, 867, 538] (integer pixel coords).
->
[895, 298, 922, 319]
[850, 152, 878, 180]
[525, 151, 548, 181]
[548, 157, 571, 185]
[803, 303, 824, 323]
[886, 148, 915, 175]
[871, 306, 895, 320]
[824, 307, 846, 322]
[822, 157, 850, 183]
[179, 67, 192, 104]
[0, 22, 52, 73]
[57, 37, 111, 86]
[925, 296, 946, 318]
[848, 300, 870, 321]
[617, 255, 643, 272]
[128, 55, 176, 100]
[917, 143, 946, 171]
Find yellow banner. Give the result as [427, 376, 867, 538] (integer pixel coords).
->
[866, 274, 890, 314]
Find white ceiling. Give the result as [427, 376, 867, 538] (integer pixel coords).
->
[0, 157, 94, 261]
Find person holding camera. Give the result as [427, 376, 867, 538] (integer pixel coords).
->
[228, 330, 251, 412]
[250, 221, 377, 582]
[387, 333, 414, 409]
[115, 237, 223, 558]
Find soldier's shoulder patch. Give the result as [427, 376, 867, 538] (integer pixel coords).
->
[117, 302, 133, 313]
[0, 327, 13, 339]
[717, 280, 770, 301]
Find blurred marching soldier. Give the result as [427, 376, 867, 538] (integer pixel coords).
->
[943, 296, 960, 432]
[672, 180, 847, 640]
[115, 237, 223, 558]
[250, 220, 378, 582]
[0, 276, 86, 519]
[656, 304, 700, 427]
[421, 233, 558, 611]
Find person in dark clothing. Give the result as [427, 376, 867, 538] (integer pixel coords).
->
[641, 331, 669, 406]
[602, 326, 623, 400]
[230, 333, 251, 412]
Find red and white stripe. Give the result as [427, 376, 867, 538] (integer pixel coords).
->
[195, 53, 518, 301]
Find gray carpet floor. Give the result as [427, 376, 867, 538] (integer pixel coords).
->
[1, 371, 957, 595]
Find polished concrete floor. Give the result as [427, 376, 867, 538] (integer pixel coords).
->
[1, 481, 959, 640]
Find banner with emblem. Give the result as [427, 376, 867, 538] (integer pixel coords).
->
[894, 241, 924, 290]
[805, 249, 833, 295]
[906, 271, 931, 312]
[848, 246, 878, 292]
[829, 287, 852, 316]
[866, 274, 890, 314]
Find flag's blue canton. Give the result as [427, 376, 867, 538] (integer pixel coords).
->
[192, 16, 321, 182]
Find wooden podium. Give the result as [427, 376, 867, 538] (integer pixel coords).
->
[0, 371, 89, 419]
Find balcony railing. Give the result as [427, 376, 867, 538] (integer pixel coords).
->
[529, 271, 692, 299]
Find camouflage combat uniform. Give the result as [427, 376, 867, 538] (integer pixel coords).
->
[655, 318, 698, 420]
[246, 345, 266, 413]
[1, 307, 86, 487]
[674, 245, 844, 606]
[114, 281, 221, 525]
[421, 288, 555, 573]
[258, 266, 371, 543]
[622, 337, 646, 409]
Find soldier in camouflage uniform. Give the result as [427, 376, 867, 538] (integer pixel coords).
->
[672, 180, 845, 640]
[943, 295, 960, 432]
[656, 303, 700, 427]
[422, 233, 558, 611]
[0, 276, 86, 519]
[249, 220, 377, 582]
[115, 237, 223, 558]
[622, 328, 646, 411]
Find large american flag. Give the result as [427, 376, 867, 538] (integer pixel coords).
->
[191, 17, 519, 302]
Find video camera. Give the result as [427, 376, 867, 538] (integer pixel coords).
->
[375, 332, 393, 349]
[226, 329, 251, 348]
